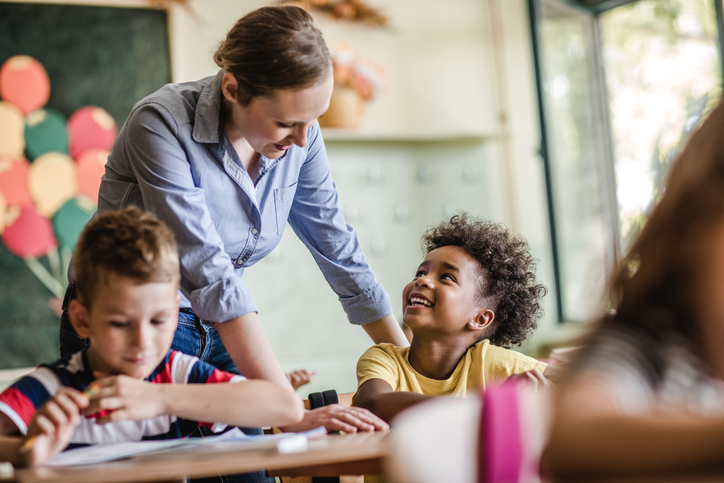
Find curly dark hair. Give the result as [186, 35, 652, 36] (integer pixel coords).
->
[422, 213, 547, 348]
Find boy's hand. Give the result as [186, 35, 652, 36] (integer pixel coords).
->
[280, 405, 389, 433]
[21, 387, 88, 467]
[503, 369, 551, 392]
[286, 369, 316, 391]
[84, 374, 164, 424]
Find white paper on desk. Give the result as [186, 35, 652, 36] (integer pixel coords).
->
[43, 439, 189, 467]
[42, 426, 327, 467]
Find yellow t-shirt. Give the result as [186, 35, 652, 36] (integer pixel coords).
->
[355, 340, 546, 399]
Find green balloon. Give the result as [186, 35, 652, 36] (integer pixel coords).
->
[52, 197, 96, 250]
[24, 109, 68, 161]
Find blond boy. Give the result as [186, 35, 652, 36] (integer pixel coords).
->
[0, 208, 302, 466]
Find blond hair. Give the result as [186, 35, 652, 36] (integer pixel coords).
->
[74, 207, 179, 307]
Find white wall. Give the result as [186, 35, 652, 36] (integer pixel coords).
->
[166, 0, 567, 394]
[0, 0, 588, 390]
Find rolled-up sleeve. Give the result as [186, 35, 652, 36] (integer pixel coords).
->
[287, 124, 393, 325]
[114, 103, 257, 321]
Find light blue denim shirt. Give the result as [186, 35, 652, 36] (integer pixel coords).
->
[91, 70, 392, 325]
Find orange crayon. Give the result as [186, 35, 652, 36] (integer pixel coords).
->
[20, 382, 101, 452]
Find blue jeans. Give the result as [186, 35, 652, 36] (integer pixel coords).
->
[59, 285, 274, 483]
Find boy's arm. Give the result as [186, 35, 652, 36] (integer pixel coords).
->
[86, 375, 304, 428]
[0, 387, 88, 467]
[355, 378, 433, 423]
[0, 413, 23, 465]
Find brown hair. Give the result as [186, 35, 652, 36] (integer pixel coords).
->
[214, 6, 332, 106]
[74, 207, 179, 308]
[607, 101, 724, 343]
[422, 213, 547, 348]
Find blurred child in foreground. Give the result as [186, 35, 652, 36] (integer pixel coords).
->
[354, 214, 548, 423]
[0, 208, 302, 467]
[546, 101, 724, 475]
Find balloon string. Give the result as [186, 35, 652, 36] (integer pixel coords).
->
[47, 247, 62, 285]
[24, 258, 64, 298]
[60, 247, 72, 286]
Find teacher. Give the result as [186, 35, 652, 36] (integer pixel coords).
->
[60, 5, 407, 432]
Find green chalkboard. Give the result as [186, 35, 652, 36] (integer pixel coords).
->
[0, 2, 172, 368]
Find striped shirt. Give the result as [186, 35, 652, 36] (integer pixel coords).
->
[0, 350, 244, 445]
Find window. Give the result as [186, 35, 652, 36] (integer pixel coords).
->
[529, 0, 724, 322]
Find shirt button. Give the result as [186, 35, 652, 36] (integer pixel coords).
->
[251, 228, 259, 235]
[235, 260, 242, 267]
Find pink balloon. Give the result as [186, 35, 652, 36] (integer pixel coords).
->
[3, 205, 57, 258]
[0, 156, 32, 206]
[67, 106, 117, 160]
[76, 149, 108, 203]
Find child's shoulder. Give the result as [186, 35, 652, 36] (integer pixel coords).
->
[361, 343, 409, 359]
[473, 340, 546, 376]
[358, 343, 411, 371]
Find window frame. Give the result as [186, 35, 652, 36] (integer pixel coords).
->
[527, 0, 724, 322]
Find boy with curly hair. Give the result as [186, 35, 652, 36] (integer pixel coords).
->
[354, 213, 548, 422]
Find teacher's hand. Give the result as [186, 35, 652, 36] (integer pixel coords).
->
[279, 405, 389, 433]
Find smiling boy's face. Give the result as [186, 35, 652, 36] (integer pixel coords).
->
[402, 245, 493, 337]
[69, 272, 179, 379]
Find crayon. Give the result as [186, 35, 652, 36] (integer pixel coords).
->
[20, 382, 101, 452]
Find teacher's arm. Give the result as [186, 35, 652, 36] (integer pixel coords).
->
[362, 314, 409, 347]
[214, 312, 292, 389]
[288, 123, 407, 346]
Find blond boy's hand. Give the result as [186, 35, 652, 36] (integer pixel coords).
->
[85, 374, 164, 424]
[21, 387, 88, 467]
[280, 405, 389, 433]
[286, 369, 316, 391]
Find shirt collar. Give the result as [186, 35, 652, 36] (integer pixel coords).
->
[193, 70, 226, 144]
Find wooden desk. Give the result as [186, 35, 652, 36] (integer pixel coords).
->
[5, 431, 390, 483]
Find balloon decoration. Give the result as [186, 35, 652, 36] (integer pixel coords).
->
[27, 152, 78, 218]
[24, 109, 68, 160]
[0, 101, 25, 157]
[0, 55, 115, 298]
[76, 149, 109, 203]
[67, 106, 117, 160]
[0, 156, 32, 206]
[0, 191, 6, 234]
[0, 55, 50, 115]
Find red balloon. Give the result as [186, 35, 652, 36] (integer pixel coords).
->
[76, 149, 108, 203]
[0, 156, 32, 206]
[3, 205, 57, 258]
[67, 107, 117, 160]
[0, 55, 50, 115]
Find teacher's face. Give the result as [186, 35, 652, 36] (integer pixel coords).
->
[222, 73, 333, 159]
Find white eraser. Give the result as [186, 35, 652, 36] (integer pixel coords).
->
[277, 434, 309, 454]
